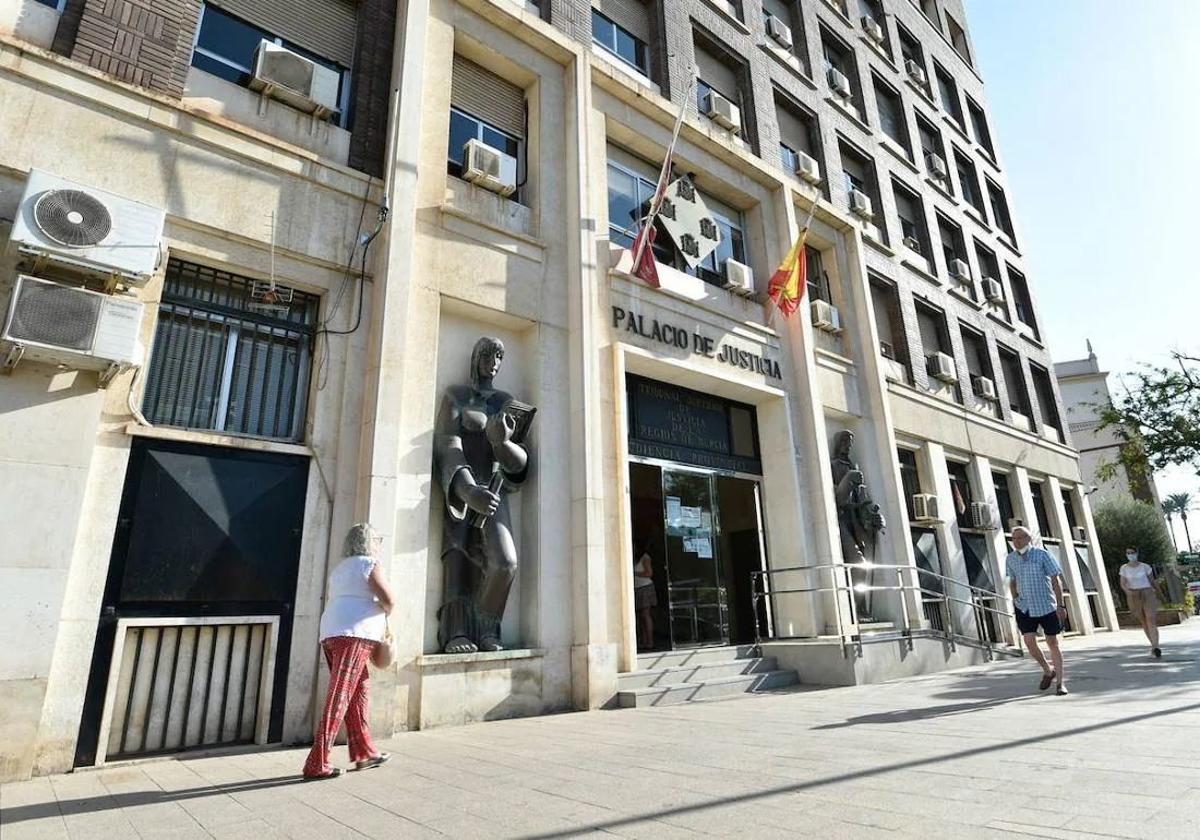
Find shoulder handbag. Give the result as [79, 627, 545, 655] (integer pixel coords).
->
[372, 617, 395, 668]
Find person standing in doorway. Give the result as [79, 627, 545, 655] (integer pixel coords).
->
[1005, 526, 1070, 696]
[633, 535, 658, 651]
[1119, 546, 1162, 658]
[303, 523, 396, 780]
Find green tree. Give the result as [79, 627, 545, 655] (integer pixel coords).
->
[1166, 492, 1194, 553]
[1092, 497, 1176, 607]
[1097, 352, 1200, 479]
[1161, 498, 1179, 551]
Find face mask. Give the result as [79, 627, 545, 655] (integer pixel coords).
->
[1017, 545, 1030, 555]
[1127, 553, 1139, 563]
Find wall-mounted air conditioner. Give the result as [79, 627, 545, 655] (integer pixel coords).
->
[849, 188, 873, 219]
[704, 90, 742, 133]
[794, 151, 822, 185]
[724, 259, 755, 297]
[972, 374, 998, 401]
[766, 14, 793, 49]
[251, 40, 341, 117]
[950, 258, 972, 283]
[9, 170, 165, 285]
[925, 152, 948, 181]
[827, 66, 852, 99]
[982, 277, 1004, 302]
[879, 340, 895, 359]
[905, 59, 927, 87]
[463, 139, 519, 197]
[1072, 526, 1087, 542]
[969, 501, 994, 529]
[913, 494, 940, 521]
[811, 299, 841, 333]
[902, 235, 922, 253]
[861, 16, 885, 45]
[2, 275, 143, 378]
[927, 351, 957, 383]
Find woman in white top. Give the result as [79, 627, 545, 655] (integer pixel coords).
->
[302, 523, 397, 779]
[1118, 546, 1161, 658]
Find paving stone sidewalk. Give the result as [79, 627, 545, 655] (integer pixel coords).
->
[4, 622, 1199, 839]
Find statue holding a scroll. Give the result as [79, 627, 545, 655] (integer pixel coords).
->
[433, 336, 536, 654]
[830, 430, 886, 622]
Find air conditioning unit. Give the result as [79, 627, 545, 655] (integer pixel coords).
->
[861, 16, 885, 45]
[879, 340, 895, 360]
[972, 374, 998, 401]
[1072, 526, 1087, 542]
[704, 90, 742, 133]
[811, 299, 841, 333]
[969, 501, 994, 530]
[2, 275, 143, 376]
[927, 351, 957, 383]
[950, 258, 971, 283]
[926, 152, 948, 181]
[794, 151, 822, 185]
[827, 66, 852, 99]
[724, 258, 755, 297]
[251, 41, 341, 117]
[462, 138, 519, 197]
[905, 59, 927, 87]
[9, 170, 165, 284]
[849, 188, 874, 219]
[902, 235, 922, 252]
[982, 277, 1004, 302]
[766, 14, 793, 49]
[913, 494, 940, 521]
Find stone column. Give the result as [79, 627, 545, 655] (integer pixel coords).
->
[968, 454, 1019, 645]
[1076, 485, 1119, 630]
[918, 443, 978, 639]
[1047, 475, 1092, 634]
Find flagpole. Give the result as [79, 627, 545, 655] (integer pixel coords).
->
[632, 73, 697, 270]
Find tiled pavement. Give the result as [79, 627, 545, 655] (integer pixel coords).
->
[3, 621, 1199, 839]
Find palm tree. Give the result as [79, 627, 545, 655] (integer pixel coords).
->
[1167, 493, 1194, 554]
[1162, 499, 1179, 551]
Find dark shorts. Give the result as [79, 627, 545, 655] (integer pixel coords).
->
[1015, 608, 1062, 636]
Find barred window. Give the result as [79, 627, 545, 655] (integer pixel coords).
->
[142, 260, 318, 442]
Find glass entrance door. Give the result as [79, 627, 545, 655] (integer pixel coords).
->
[662, 468, 729, 647]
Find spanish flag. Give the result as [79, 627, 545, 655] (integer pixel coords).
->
[766, 228, 809, 318]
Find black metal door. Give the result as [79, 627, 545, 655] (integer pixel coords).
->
[75, 437, 309, 766]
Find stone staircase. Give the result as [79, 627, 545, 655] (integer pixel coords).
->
[616, 644, 799, 708]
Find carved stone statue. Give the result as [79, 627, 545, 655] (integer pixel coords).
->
[433, 337, 535, 654]
[830, 430, 886, 621]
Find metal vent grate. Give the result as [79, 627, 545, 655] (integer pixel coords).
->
[34, 189, 113, 248]
[8, 279, 101, 351]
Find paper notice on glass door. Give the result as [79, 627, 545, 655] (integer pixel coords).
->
[694, 537, 713, 559]
[681, 506, 703, 528]
[682, 538, 696, 554]
[666, 496, 682, 527]
[700, 511, 712, 531]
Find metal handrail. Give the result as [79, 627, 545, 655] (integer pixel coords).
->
[751, 560, 1021, 660]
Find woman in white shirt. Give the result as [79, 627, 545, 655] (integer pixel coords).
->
[302, 523, 397, 779]
[1118, 546, 1161, 658]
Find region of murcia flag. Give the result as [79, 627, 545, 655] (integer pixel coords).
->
[656, 177, 721, 270]
[767, 229, 809, 317]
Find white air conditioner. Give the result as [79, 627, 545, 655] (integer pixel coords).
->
[950, 258, 972, 283]
[982, 277, 1004, 302]
[905, 59, 927, 87]
[462, 138, 519, 197]
[913, 494, 940, 521]
[902, 235, 922, 252]
[861, 15, 884, 45]
[2, 275, 143, 374]
[704, 90, 742, 133]
[811, 299, 841, 333]
[972, 374, 998, 401]
[969, 501, 994, 530]
[251, 40, 341, 117]
[1072, 526, 1087, 543]
[9, 170, 165, 284]
[794, 151, 822, 184]
[927, 351, 957, 383]
[766, 14, 793, 49]
[724, 258, 755, 296]
[849, 188, 874, 219]
[926, 152, 948, 181]
[827, 66, 852, 99]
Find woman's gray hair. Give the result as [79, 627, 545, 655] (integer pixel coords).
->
[343, 522, 380, 557]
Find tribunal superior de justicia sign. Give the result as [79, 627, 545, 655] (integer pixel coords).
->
[611, 304, 782, 381]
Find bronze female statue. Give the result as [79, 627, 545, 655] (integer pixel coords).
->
[433, 337, 534, 653]
[830, 430, 886, 621]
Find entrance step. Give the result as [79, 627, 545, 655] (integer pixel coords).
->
[635, 644, 759, 671]
[617, 668, 799, 708]
[618, 656, 782, 690]
[618, 645, 800, 708]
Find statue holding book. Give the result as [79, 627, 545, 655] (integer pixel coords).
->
[433, 336, 536, 653]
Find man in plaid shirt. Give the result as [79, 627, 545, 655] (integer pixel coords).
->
[1005, 526, 1070, 695]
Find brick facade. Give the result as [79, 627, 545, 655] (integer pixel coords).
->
[70, 0, 203, 96]
[347, 0, 398, 178]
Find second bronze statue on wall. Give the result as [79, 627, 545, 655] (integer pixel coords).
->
[433, 336, 536, 654]
[830, 430, 886, 622]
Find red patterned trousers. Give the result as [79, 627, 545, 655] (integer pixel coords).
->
[303, 636, 380, 777]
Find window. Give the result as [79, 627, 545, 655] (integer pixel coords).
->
[1006, 265, 1037, 336]
[961, 326, 997, 412]
[954, 148, 985, 217]
[32, 0, 67, 8]
[919, 0, 939, 29]
[821, 29, 861, 113]
[141, 259, 318, 442]
[871, 276, 910, 378]
[915, 112, 949, 189]
[873, 75, 910, 155]
[806, 246, 831, 303]
[933, 62, 965, 130]
[946, 13, 972, 65]
[763, 0, 805, 69]
[936, 213, 969, 292]
[946, 460, 974, 529]
[993, 472, 1015, 528]
[998, 345, 1032, 418]
[694, 36, 748, 142]
[986, 178, 1016, 240]
[897, 23, 926, 85]
[1061, 488, 1080, 534]
[898, 448, 923, 519]
[974, 241, 1001, 286]
[892, 179, 928, 256]
[1030, 480, 1054, 538]
[916, 299, 958, 399]
[1030, 363, 1063, 435]
[592, 8, 649, 75]
[859, 0, 891, 56]
[447, 107, 521, 177]
[966, 97, 995, 157]
[191, 4, 353, 128]
[776, 94, 819, 174]
[448, 56, 525, 198]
